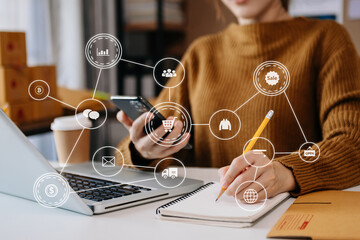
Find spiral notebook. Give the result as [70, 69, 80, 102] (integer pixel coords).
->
[156, 182, 289, 228]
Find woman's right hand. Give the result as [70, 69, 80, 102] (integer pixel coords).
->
[117, 111, 191, 160]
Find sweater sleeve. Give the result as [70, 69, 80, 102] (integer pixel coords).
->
[116, 49, 194, 170]
[276, 27, 360, 196]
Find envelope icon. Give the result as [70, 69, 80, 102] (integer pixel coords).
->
[102, 156, 115, 167]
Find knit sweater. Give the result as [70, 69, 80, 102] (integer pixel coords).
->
[118, 17, 360, 196]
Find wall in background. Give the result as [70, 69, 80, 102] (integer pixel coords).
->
[185, 0, 235, 47]
[343, 0, 360, 54]
[185, 0, 360, 55]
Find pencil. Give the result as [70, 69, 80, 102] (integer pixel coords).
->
[215, 110, 274, 202]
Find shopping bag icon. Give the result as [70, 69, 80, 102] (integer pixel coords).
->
[102, 156, 115, 167]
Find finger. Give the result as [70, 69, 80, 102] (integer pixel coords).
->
[160, 133, 191, 157]
[130, 112, 153, 142]
[236, 172, 271, 201]
[136, 132, 190, 159]
[254, 189, 267, 203]
[236, 182, 264, 203]
[218, 166, 230, 181]
[238, 188, 267, 204]
[161, 120, 184, 146]
[148, 116, 173, 142]
[225, 167, 256, 196]
[222, 155, 249, 189]
[116, 111, 133, 131]
[243, 150, 268, 166]
[134, 120, 183, 156]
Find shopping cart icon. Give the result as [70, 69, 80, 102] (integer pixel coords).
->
[162, 117, 177, 132]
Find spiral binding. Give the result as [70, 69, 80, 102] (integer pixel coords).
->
[156, 182, 215, 214]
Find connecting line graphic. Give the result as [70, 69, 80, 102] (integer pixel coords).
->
[123, 164, 155, 169]
[168, 89, 171, 102]
[71, 177, 156, 194]
[284, 92, 308, 142]
[59, 128, 85, 175]
[275, 152, 298, 155]
[234, 92, 259, 112]
[120, 58, 154, 69]
[47, 96, 77, 110]
[92, 69, 103, 99]
[51, 56, 156, 175]
[253, 167, 258, 181]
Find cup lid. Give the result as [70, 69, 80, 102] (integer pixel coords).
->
[51, 114, 92, 131]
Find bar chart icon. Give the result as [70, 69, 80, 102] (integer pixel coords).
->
[97, 48, 110, 56]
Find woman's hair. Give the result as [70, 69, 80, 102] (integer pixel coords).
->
[280, 0, 289, 11]
[215, 0, 290, 19]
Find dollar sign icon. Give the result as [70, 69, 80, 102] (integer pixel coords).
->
[35, 86, 44, 95]
[45, 184, 58, 198]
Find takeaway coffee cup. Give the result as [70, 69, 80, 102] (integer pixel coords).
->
[51, 114, 92, 164]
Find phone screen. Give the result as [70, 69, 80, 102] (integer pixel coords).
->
[111, 96, 192, 149]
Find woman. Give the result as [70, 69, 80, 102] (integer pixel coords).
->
[117, 0, 360, 201]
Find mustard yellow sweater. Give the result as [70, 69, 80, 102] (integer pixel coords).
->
[119, 17, 360, 196]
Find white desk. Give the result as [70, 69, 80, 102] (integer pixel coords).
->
[1, 167, 358, 240]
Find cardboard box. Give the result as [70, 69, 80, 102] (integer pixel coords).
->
[2, 102, 33, 124]
[0, 32, 27, 67]
[29, 66, 57, 97]
[0, 67, 29, 104]
[32, 99, 63, 121]
[268, 190, 360, 239]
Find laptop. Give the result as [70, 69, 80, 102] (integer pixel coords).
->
[0, 110, 203, 215]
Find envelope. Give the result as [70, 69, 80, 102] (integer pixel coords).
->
[268, 190, 360, 239]
[102, 156, 115, 167]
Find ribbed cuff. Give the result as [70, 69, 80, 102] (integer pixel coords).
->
[128, 142, 154, 167]
[274, 153, 316, 197]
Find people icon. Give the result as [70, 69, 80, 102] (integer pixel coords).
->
[219, 118, 231, 131]
[162, 69, 177, 78]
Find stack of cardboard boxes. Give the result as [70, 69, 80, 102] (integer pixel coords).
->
[0, 32, 62, 124]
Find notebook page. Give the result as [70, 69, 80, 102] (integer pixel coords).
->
[161, 182, 289, 222]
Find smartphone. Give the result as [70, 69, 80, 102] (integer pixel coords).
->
[111, 96, 192, 149]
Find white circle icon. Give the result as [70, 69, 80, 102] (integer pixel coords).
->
[92, 146, 125, 177]
[243, 188, 258, 204]
[35, 86, 44, 95]
[154, 158, 186, 189]
[253, 61, 290, 96]
[298, 142, 321, 163]
[144, 102, 191, 147]
[75, 99, 107, 130]
[85, 33, 122, 69]
[153, 57, 185, 89]
[33, 173, 70, 208]
[243, 137, 275, 168]
[235, 180, 267, 212]
[209, 109, 241, 140]
[28, 80, 50, 101]
[45, 184, 58, 198]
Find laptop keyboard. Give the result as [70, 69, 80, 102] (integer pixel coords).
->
[62, 173, 151, 202]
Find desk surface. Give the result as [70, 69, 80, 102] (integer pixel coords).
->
[1, 167, 358, 240]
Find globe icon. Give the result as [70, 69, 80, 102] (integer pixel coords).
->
[243, 189, 258, 204]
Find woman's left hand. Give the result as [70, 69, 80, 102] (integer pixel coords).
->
[218, 150, 297, 203]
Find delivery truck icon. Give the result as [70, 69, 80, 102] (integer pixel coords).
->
[162, 168, 178, 179]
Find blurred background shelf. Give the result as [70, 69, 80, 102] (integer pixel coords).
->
[125, 23, 185, 32]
